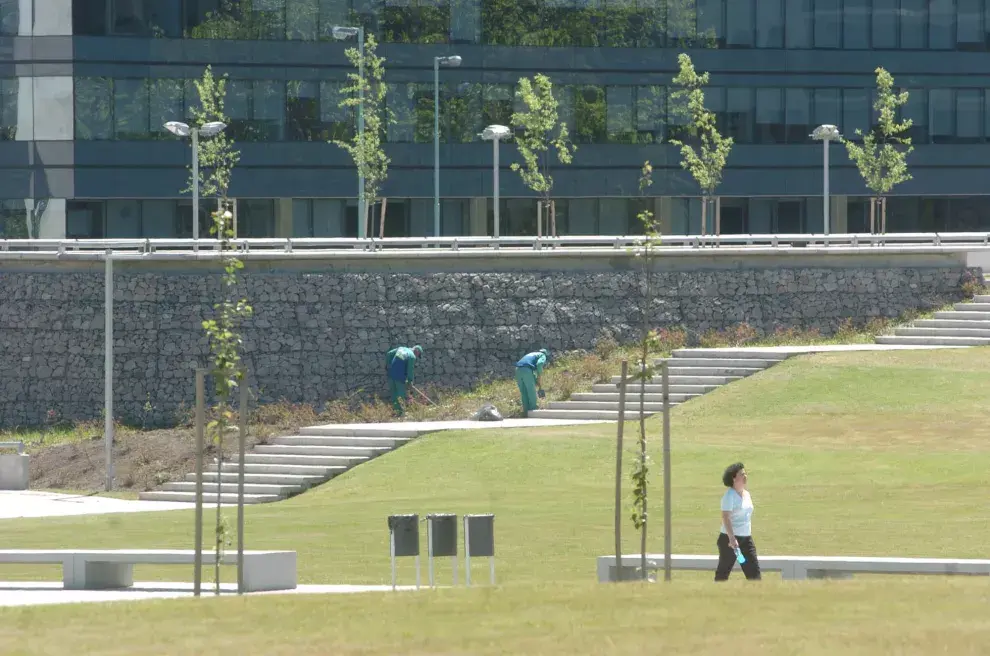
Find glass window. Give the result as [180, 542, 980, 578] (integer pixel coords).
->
[226, 80, 251, 139]
[755, 0, 782, 47]
[843, 88, 869, 140]
[929, 0, 954, 48]
[813, 88, 840, 127]
[843, 0, 869, 48]
[667, 84, 692, 142]
[238, 199, 276, 237]
[384, 0, 451, 44]
[785, 88, 810, 143]
[317, 0, 348, 40]
[566, 198, 599, 235]
[725, 0, 754, 47]
[320, 81, 355, 141]
[958, 0, 985, 50]
[696, 0, 724, 47]
[606, 86, 634, 143]
[0, 78, 17, 140]
[142, 200, 175, 237]
[0, 200, 28, 238]
[636, 85, 664, 143]
[450, 0, 480, 43]
[985, 90, 990, 142]
[554, 84, 575, 137]
[76, 78, 113, 140]
[114, 79, 150, 140]
[725, 88, 752, 143]
[901, 88, 928, 143]
[574, 85, 606, 144]
[667, 0, 697, 47]
[482, 84, 512, 127]
[444, 82, 482, 143]
[956, 89, 982, 142]
[387, 83, 417, 143]
[755, 88, 783, 143]
[149, 79, 184, 140]
[814, 0, 840, 48]
[900, 0, 927, 48]
[106, 200, 142, 238]
[930, 89, 954, 143]
[66, 201, 105, 239]
[785, 0, 812, 48]
[110, 0, 182, 37]
[74, 0, 107, 35]
[705, 86, 725, 134]
[248, 0, 287, 39]
[253, 80, 285, 140]
[286, 0, 319, 39]
[873, 0, 898, 47]
[287, 80, 321, 140]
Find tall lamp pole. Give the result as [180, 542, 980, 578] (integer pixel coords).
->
[480, 124, 510, 239]
[165, 120, 227, 240]
[433, 55, 462, 237]
[333, 26, 367, 237]
[810, 124, 842, 236]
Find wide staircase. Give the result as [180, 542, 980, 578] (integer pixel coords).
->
[138, 425, 421, 505]
[876, 290, 990, 347]
[527, 348, 791, 421]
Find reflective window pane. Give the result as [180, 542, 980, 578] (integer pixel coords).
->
[813, 88, 840, 127]
[755, 0, 782, 47]
[873, 0, 898, 48]
[785, 88, 810, 143]
[0, 200, 28, 238]
[843, 0, 869, 48]
[843, 88, 869, 139]
[287, 80, 321, 140]
[725, 0, 753, 47]
[317, 0, 348, 40]
[387, 83, 417, 142]
[606, 86, 634, 143]
[814, 0, 840, 48]
[755, 88, 783, 143]
[900, 0, 927, 48]
[76, 78, 113, 140]
[956, 89, 982, 142]
[930, 89, 954, 143]
[482, 84, 512, 126]
[450, 0, 481, 43]
[320, 81, 355, 141]
[636, 85, 664, 143]
[107, 200, 142, 238]
[384, 0, 450, 44]
[726, 88, 753, 143]
[253, 80, 285, 140]
[149, 79, 184, 140]
[286, 0, 319, 39]
[667, 0, 697, 47]
[696, 0, 724, 47]
[986, 90, 990, 142]
[785, 0, 812, 48]
[0, 78, 17, 140]
[226, 80, 252, 140]
[957, 0, 985, 50]
[574, 85, 605, 144]
[902, 88, 928, 143]
[74, 0, 108, 35]
[929, 0, 954, 49]
[114, 79, 150, 140]
[444, 82, 482, 143]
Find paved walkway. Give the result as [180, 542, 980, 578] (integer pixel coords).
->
[0, 491, 193, 520]
[0, 581, 418, 607]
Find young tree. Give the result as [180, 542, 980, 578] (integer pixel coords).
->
[333, 33, 391, 239]
[668, 53, 733, 237]
[844, 67, 913, 234]
[188, 66, 250, 595]
[629, 161, 662, 579]
[510, 74, 576, 237]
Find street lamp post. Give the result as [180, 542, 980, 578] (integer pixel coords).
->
[810, 124, 842, 236]
[433, 55, 462, 238]
[165, 120, 227, 240]
[332, 25, 367, 238]
[480, 124, 510, 239]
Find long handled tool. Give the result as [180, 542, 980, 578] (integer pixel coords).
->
[410, 383, 437, 406]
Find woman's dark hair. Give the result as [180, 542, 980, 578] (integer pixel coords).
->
[722, 462, 745, 487]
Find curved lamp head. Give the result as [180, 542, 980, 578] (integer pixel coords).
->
[811, 124, 842, 141]
[481, 124, 511, 141]
[199, 121, 227, 137]
[331, 25, 360, 40]
[436, 55, 462, 67]
[164, 121, 190, 137]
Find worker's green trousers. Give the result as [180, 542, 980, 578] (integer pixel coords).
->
[389, 379, 408, 415]
[515, 366, 538, 413]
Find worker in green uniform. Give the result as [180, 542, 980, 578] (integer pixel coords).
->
[385, 344, 423, 415]
[515, 348, 550, 414]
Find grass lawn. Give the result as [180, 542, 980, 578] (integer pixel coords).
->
[2, 348, 989, 654]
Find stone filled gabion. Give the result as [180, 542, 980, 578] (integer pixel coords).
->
[0, 265, 977, 428]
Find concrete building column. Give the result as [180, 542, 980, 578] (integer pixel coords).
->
[468, 197, 488, 236]
[274, 198, 293, 237]
[656, 197, 672, 235]
[832, 195, 848, 233]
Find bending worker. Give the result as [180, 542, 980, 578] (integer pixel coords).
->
[385, 344, 423, 415]
[515, 348, 550, 414]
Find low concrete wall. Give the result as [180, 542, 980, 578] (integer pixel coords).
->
[0, 249, 979, 427]
[0, 454, 29, 490]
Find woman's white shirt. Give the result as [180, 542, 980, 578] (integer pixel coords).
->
[720, 488, 753, 537]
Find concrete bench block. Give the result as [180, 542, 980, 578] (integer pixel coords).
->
[0, 454, 29, 490]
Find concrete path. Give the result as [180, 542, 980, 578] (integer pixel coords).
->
[0, 581, 417, 607]
[312, 417, 608, 434]
[0, 491, 194, 520]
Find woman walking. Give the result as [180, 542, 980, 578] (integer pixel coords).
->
[715, 462, 761, 581]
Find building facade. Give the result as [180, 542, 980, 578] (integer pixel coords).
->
[3, 0, 990, 239]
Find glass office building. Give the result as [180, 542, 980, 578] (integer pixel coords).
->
[4, 0, 990, 238]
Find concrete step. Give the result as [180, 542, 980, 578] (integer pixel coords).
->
[667, 366, 765, 377]
[161, 481, 297, 496]
[972, 295, 990, 303]
[656, 358, 779, 368]
[954, 303, 990, 312]
[594, 382, 732, 394]
[253, 444, 391, 458]
[913, 319, 990, 329]
[672, 349, 789, 361]
[299, 425, 422, 438]
[578, 384, 716, 396]
[241, 453, 368, 466]
[220, 462, 348, 477]
[571, 392, 696, 403]
[933, 311, 990, 321]
[527, 409, 667, 421]
[894, 327, 990, 337]
[271, 435, 411, 448]
[603, 375, 742, 387]
[137, 491, 281, 504]
[875, 335, 990, 346]
[548, 400, 690, 411]
[187, 472, 327, 486]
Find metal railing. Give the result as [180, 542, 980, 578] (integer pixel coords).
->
[0, 232, 988, 259]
